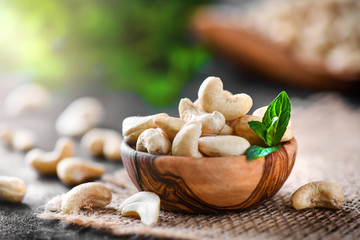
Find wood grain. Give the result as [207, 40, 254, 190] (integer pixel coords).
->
[121, 138, 297, 214]
[191, 8, 360, 91]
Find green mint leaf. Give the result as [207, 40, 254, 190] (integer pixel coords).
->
[265, 121, 276, 146]
[248, 121, 267, 142]
[247, 91, 291, 149]
[246, 145, 281, 161]
[262, 91, 291, 146]
[264, 116, 278, 146]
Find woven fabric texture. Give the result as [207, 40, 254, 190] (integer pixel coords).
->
[39, 94, 360, 240]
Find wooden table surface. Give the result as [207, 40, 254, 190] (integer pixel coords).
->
[0, 57, 359, 239]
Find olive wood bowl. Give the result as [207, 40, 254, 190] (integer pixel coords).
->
[121, 138, 297, 214]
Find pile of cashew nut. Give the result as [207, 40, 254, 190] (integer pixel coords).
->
[123, 76, 293, 157]
[241, 0, 360, 75]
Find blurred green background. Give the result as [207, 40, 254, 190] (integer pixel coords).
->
[0, 0, 212, 106]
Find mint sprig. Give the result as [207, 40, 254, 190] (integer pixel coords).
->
[246, 91, 291, 161]
[246, 145, 281, 161]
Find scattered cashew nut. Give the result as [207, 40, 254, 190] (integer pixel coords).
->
[0, 127, 36, 151]
[199, 135, 250, 157]
[0, 176, 26, 203]
[119, 191, 160, 227]
[25, 137, 74, 175]
[4, 83, 51, 116]
[122, 113, 168, 145]
[61, 182, 112, 214]
[136, 128, 171, 155]
[291, 181, 344, 210]
[55, 97, 104, 137]
[179, 98, 225, 136]
[81, 128, 122, 161]
[172, 121, 203, 157]
[153, 115, 185, 140]
[198, 77, 253, 121]
[56, 157, 105, 186]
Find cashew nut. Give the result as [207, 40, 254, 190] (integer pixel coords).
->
[252, 106, 268, 118]
[234, 115, 266, 146]
[193, 98, 201, 109]
[55, 97, 104, 137]
[291, 181, 344, 210]
[122, 113, 168, 145]
[194, 90, 233, 110]
[61, 182, 112, 214]
[218, 123, 234, 135]
[12, 129, 36, 152]
[81, 128, 122, 161]
[219, 119, 238, 135]
[222, 90, 233, 98]
[25, 137, 74, 175]
[4, 83, 51, 116]
[198, 135, 250, 157]
[56, 158, 105, 186]
[0, 176, 26, 203]
[281, 128, 294, 142]
[136, 128, 171, 155]
[172, 121, 203, 157]
[82, 129, 104, 157]
[0, 127, 13, 146]
[179, 98, 225, 136]
[198, 77, 253, 121]
[0, 127, 36, 151]
[103, 132, 123, 160]
[153, 115, 185, 140]
[234, 115, 293, 145]
[119, 191, 160, 226]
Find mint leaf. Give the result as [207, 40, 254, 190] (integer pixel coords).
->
[246, 91, 291, 161]
[263, 91, 291, 146]
[264, 116, 278, 146]
[248, 121, 267, 143]
[248, 91, 291, 147]
[246, 145, 281, 161]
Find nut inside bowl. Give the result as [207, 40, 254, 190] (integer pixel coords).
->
[121, 138, 297, 214]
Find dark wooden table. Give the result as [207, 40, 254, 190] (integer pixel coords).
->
[0, 57, 359, 239]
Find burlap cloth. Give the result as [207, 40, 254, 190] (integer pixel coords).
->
[39, 94, 360, 240]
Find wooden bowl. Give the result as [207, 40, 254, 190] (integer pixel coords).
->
[191, 8, 360, 91]
[121, 138, 297, 214]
